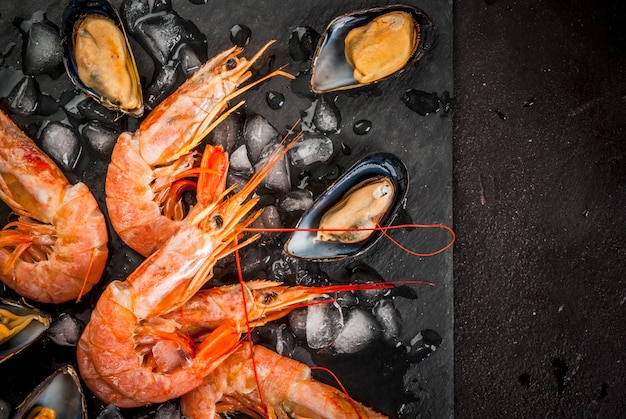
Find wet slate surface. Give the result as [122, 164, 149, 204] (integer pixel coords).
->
[0, 0, 453, 418]
[454, 0, 626, 417]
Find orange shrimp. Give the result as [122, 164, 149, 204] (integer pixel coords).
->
[163, 279, 399, 334]
[0, 110, 108, 304]
[106, 40, 293, 257]
[77, 134, 300, 407]
[79, 278, 395, 410]
[180, 344, 388, 419]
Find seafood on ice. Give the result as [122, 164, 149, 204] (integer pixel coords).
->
[77, 135, 301, 407]
[0, 109, 108, 303]
[106, 41, 293, 257]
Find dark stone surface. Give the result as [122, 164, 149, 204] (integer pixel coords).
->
[0, 0, 453, 417]
[453, 0, 626, 416]
[2, 0, 623, 417]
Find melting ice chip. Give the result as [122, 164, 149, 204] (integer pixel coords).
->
[288, 134, 334, 167]
[243, 114, 280, 163]
[39, 121, 82, 171]
[47, 313, 84, 347]
[306, 303, 344, 350]
[330, 308, 382, 354]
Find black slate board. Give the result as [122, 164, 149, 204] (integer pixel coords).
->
[0, 0, 453, 417]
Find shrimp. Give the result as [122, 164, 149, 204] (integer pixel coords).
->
[163, 279, 396, 335]
[106, 40, 293, 257]
[180, 344, 388, 419]
[0, 109, 108, 304]
[80, 278, 395, 409]
[77, 134, 301, 407]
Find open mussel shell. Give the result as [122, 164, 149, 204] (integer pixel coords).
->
[285, 153, 408, 261]
[13, 365, 87, 419]
[61, 0, 144, 118]
[0, 299, 51, 364]
[310, 5, 434, 94]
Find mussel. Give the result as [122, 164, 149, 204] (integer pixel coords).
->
[0, 299, 51, 364]
[310, 5, 434, 94]
[13, 365, 87, 419]
[62, 0, 144, 117]
[285, 153, 408, 261]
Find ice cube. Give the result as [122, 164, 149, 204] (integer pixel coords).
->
[306, 303, 344, 350]
[334, 291, 359, 308]
[254, 323, 296, 357]
[3, 76, 39, 116]
[80, 121, 119, 156]
[347, 262, 390, 306]
[96, 404, 124, 419]
[39, 121, 82, 171]
[250, 204, 282, 231]
[331, 308, 382, 354]
[226, 171, 249, 194]
[207, 109, 244, 153]
[155, 401, 182, 419]
[229, 145, 253, 175]
[121, 0, 207, 66]
[373, 299, 402, 343]
[144, 60, 183, 111]
[288, 308, 308, 341]
[279, 190, 313, 212]
[177, 44, 202, 77]
[236, 245, 272, 277]
[47, 313, 84, 347]
[312, 96, 341, 134]
[21, 21, 63, 77]
[243, 115, 280, 163]
[288, 133, 333, 167]
[255, 143, 291, 193]
[76, 97, 120, 123]
[289, 26, 320, 62]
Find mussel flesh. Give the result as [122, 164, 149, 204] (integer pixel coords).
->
[316, 177, 395, 243]
[13, 365, 87, 419]
[62, 0, 144, 117]
[285, 153, 408, 261]
[310, 5, 434, 94]
[0, 299, 50, 364]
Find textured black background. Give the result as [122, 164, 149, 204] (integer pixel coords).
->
[453, 0, 626, 416]
[1, 0, 625, 417]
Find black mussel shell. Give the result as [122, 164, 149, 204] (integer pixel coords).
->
[310, 4, 434, 94]
[13, 365, 87, 419]
[0, 299, 51, 364]
[61, 0, 144, 117]
[285, 153, 408, 261]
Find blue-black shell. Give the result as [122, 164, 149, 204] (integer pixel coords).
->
[285, 153, 409, 261]
[310, 5, 435, 94]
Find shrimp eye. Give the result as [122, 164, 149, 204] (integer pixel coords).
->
[264, 291, 278, 303]
[226, 59, 237, 71]
[213, 215, 223, 229]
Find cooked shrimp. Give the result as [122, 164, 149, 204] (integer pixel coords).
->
[180, 344, 388, 419]
[164, 279, 395, 335]
[77, 134, 300, 407]
[0, 110, 108, 304]
[106, 41, 292, 257]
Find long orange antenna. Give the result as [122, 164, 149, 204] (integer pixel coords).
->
[244, 223, 456, 257]
[234, 240, 268, 417]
